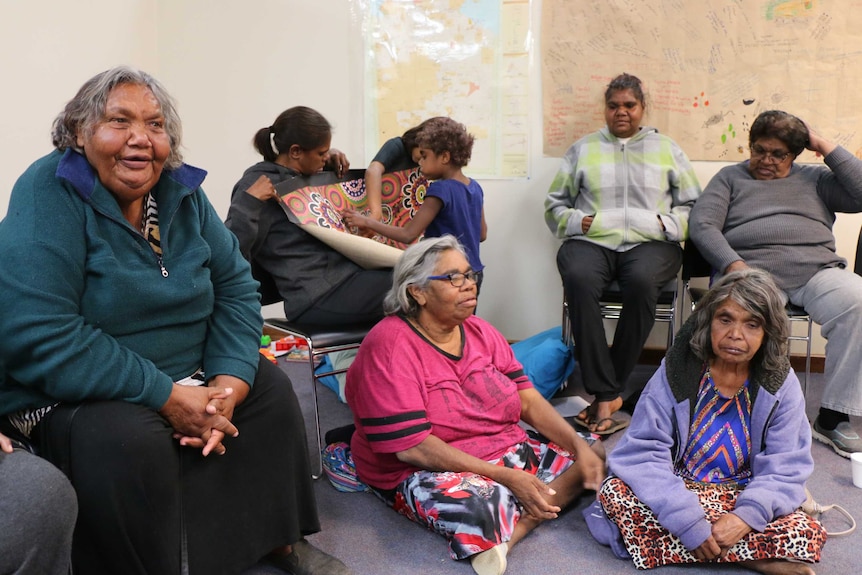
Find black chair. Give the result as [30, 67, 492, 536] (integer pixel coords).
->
[255, 264, 374, 478]
[855, 225, 862, 277]
[685, 241, 813, 395]
[562, 266, 679, 349]
[681, 239, 714, 313]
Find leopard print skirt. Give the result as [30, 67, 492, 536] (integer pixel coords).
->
[599, 477, 825, 569]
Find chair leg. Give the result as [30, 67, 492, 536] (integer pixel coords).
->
[788, 317, 813, 398]
[666, 311, 675, 349]
[561, 298, 572, 348]
[802, 318, 813, 398]
[306, 349, 324, 480]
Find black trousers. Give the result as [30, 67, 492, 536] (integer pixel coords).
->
[294, 268, 392, 325]
[557, 240, 682, 402]
[34, 356, 319, 575]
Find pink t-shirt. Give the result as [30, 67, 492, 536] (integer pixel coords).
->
[345, 315, 532, 490]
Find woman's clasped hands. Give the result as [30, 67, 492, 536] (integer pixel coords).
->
[159, 376, 250, 456]
[692, 512, 752, 561]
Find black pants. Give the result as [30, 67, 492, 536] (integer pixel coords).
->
[294, 268, 392, 325]
[557, 241, 682, 402]
[34, 356, 319, 575]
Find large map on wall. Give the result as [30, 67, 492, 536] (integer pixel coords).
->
[363, 0, 531, 177]
[541, 0, 862, 162]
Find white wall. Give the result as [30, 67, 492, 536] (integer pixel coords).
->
[2, 0, 859, 355]
[0, 1, 158, 191]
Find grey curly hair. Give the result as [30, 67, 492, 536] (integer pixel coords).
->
[383, 235, 467, 318]
[689, 268, 789, 375]
[51, 66, 183, 169]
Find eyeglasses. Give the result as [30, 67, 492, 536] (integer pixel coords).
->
[751, 144, 791, 163]
[427, 270, 480, 287]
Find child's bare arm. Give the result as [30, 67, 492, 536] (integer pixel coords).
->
[363, 161, 386, 222]
[342, 198, 443, 244]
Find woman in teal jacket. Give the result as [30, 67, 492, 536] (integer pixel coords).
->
[0, 67, 348, 575]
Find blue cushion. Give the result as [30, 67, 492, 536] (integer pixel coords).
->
[315, 355, 342, 400]
[511, 326, 575, 399]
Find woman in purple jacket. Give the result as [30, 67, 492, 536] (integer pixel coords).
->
[600, 269, 824, 574]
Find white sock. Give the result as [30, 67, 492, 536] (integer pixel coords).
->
[470, 542, 508, 575]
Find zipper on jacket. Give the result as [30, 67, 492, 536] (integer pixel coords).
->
[621, 142, 630, 244]
[120, 217, 170, 278]
[157, 254, 169, 278]
[670, 404, 680, 462]
[760, 401, 779, 452]
[122, 216, 169, 278]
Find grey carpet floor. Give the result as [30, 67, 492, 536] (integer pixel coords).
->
[247, 360, 862, 575]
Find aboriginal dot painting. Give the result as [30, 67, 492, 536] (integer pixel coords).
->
[281, 167, 427, 249]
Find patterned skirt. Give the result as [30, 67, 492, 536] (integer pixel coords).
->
[599, 476, 825, 570]
[377, 432, 581, 560]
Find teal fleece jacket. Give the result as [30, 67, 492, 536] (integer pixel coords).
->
[0, 150, 263, 416]
[544, 126, 701, 250]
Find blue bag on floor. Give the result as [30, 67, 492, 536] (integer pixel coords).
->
[314, 349, 358, 403]
[315, 355, 341, 399]
[511, 326, 575, 399]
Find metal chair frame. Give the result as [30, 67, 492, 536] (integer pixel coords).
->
[786, 305, 813, 395]
[254, 261, 373, 479]
[562, 278, 679, 350]
[263, 319, 371, 479]
[683, 242, 812, 395]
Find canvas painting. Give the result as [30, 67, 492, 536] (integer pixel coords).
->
[276, 168, 427, 269]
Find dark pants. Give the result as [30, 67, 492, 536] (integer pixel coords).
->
[557, 241, 682, 402]
[294, 269, 392, 325]
[33, 356, 319, 575]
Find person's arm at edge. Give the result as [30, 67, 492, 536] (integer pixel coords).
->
[198, 189, 261, 393]
[479, 318, 603, 491]
[544, 149, 587, 238]
[0, 432, 13, 454]
[733, 370, 812, 531]
[325, 149, 350, 178]
[225, 176, 271, 261]
[364, 160, 386, 222]
[659, 140, 702, 242]
[162, 187, 261, 455]
[689, 168, 746, 274]
[814, 141, 862, 210]
[518, 387, 604, 490]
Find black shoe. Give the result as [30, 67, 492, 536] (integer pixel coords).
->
[324, 423, 355, 445]
[265, 540, 352, 575]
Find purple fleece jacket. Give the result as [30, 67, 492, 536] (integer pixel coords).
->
[606, 318, 813, 551]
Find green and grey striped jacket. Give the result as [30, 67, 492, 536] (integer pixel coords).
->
[544, 126, 701, 251]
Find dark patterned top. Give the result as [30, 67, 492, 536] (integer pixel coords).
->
[678, 367, 752, 486]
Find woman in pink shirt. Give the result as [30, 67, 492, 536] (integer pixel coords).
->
[345, 235, 605, 575]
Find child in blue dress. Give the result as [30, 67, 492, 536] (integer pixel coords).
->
[363, 117, 441, 224]
[344, 117, 487, 288]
